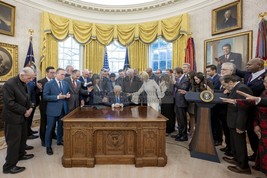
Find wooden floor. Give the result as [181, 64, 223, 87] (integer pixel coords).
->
[0, 129, 264, 178]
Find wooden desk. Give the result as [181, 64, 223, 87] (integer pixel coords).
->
[62, 106, 167, 167]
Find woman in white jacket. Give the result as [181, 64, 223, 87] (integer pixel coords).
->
[131, 71, 165, 111]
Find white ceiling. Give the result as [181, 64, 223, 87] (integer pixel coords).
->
[79, 0, 156, 6]
[16, 0, 220, 24]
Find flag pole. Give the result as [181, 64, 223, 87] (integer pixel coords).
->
[28, 29, 34, 65]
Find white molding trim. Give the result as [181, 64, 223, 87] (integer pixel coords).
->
[15, 0, 220, 23]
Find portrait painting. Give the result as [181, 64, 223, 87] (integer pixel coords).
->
[0, 42, 18, 82]
[0, 1, 15, 36]
[204, 31, 252, 74]
[212, 0, 242, 35]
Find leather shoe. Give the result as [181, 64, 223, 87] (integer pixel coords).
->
[252, 165, 260, 171]
[224, 151, 233, 157]
[3, 166, 25, 174]
[171, 134, 180, 138]
[57, 142, 63, 146]
[27, 135, 39, 140]
[175, 135, 188, 141]
[227, 166, 251, 175]
[220, 146, 229, 152]
[223, 156, 238, 165]
[46, 147, 53, 155]
[41, 141, 45, 147]
[19, 154, 34, 161]
[30, 130, 38, 134]
[214, 140, 222, 146]
[248, 154, 256, 161]
[25, 145, 34, 150]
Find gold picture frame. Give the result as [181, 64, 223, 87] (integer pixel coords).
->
[212, 0, 242, 35]
[0, 42, 18, 82]
[204, 31, 252, 73]
[0, 1, 15, 36]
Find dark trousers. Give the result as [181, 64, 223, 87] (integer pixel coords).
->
[3, 121, 27, 171]
[229, 128, 249, 169]
[161, 103, 175, 133]
[211, 106, 223, 142]
[175, 106, 187, 136]
[27, 107, 36, 136]
[247, 108, 258, 154]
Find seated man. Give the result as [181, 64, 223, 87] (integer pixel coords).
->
[105, 85, 129, 108]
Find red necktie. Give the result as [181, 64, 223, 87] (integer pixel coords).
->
[73, 80, 77, 90]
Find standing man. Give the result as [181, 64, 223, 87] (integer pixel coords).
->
[65, 65, 74, 78]
[115, 69, 125, 87]
[146, 67, 159, 84]
[235, 58, 267, 161]
[37, 66, 56, 147]
[173, 67, 190, 141]
[43, 68, 70, 155]
[2, 67, 35, 174]
[64, 69, 93, 112]
[220, 75, 252, 175]
[78, 69, 92, 105]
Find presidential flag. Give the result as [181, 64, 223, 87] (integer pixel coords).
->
[24, 36, 36, 70]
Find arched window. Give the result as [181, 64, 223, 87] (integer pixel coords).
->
[106, 40, 126, 73]
[149, 38, 172, 72]
[58, 36, 82, 70]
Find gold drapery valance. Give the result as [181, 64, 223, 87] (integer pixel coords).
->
[42, 12, 189, 45]
[40, 12, 189, 77]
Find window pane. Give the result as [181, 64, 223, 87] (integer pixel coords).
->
[149, 38, 172, 72]
[107, 40, 126, 73]
[58, 36, 81, 70]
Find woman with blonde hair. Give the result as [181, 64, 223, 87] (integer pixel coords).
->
[131, 71, 165, 111]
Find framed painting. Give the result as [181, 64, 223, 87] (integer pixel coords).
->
[212, 0, 242, 35]
[0, 1, 15, 36]
[204, 31, 252, 73]
[0, 42, 18, 82]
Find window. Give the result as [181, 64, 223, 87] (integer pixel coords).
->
[106, 40, 126, 73]
[149, 38, 172, 72]
[58, 36, 82, 70]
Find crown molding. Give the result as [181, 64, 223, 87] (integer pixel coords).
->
[15, 0, 220, 24]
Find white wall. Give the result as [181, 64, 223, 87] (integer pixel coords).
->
[0, 0, 41, 75]
[190, 0, 266, 72]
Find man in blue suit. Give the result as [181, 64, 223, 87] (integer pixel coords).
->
[43, 68, 70, 155]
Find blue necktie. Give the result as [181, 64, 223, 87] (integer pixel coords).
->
[116, 96, 120, 103]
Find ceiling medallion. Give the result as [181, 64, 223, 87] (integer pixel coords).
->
[53, 0, 180, 13]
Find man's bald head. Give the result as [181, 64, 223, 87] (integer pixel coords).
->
[246, 58, 264, 73]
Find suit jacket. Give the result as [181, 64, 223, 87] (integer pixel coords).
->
[104, 92, 129, 107]
[2, 75, 32, 124]
[115, 77, 124, 87]
[122, 76, 143, 93]
[236, 69, 267, 96]
[219, 16, 237, 29]
[174, 75, 190, 107]
[43, 79, 69, 117]
[37, 77, 49, 112]
[64, 77, 89, 112]
[149, 73, 160, 84]
[208, 74, 221, 90]
[78, 76, 92, 89]
[218, 52, 242, 71]
[101, 77, 113, 95]
[226, 83, 252, 130]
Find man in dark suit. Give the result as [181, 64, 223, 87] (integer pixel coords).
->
[173, 67, 190, 141]
[235, 58, 267, 161]
[64, 69, 93, 112]
[216, 44, 242, 73]
[146, 67, 160, 84]
[2, 67, 35, 174]
[36, 66, 56, 147]
[43, 68, 70, 155]
[104, 85, 129, 107]
[206, 64, 223, 146]
[115, 69, 124, 87]
[122, 69, 143, 102]
[218, 9, 237, 29]
[220, 75, 252, 175]
[78, 69, 92, 104]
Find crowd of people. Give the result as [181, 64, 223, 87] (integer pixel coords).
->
[2, 58, 267, 176]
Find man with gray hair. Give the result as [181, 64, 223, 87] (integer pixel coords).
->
[104, 85, 129, 108]
[2, 67, 35, 174]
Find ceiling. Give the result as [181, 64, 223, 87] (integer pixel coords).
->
[17, 0, 220, 23]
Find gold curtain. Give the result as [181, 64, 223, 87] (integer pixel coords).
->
[40, 12, 190, 75]
[172, 34, 188, 68]
[128, 40, 148, 72]
[84, 40, 105, 73]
